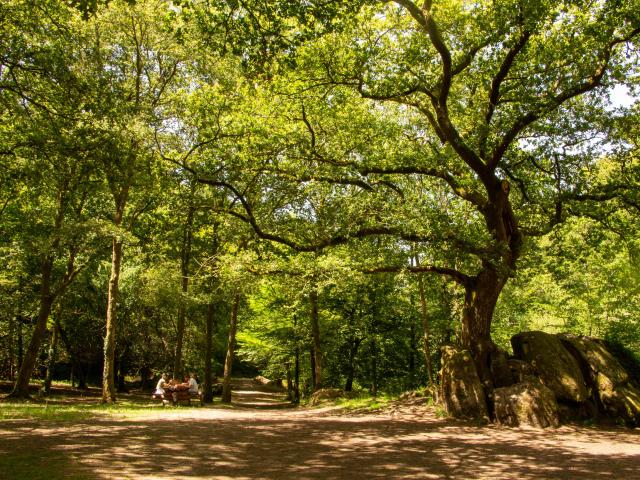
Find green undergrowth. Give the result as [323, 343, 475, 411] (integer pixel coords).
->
[332, 393, 393, 412]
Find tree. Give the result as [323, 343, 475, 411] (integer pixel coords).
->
[186, 0, 639, 414]
[73, 0, 186, 403]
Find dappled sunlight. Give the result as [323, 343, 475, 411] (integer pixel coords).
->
[2, 382, 638, 479]
[2, 406, 638, 479]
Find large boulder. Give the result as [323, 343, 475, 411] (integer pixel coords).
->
[439, 345, 489, 421]
[493, 379, 560, 428]
[559, 334, 640, 426]
[507, 359, 536, 384]
[511, 331, 588, 402]
[559, 334, 628, 389]
[309, 388, 345, 405]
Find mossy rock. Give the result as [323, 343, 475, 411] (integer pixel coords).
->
[560, 334, 640, 426]
[511, 331, 588, 402]
[493, 379, 560, 428]
[439, 345, 488, 421]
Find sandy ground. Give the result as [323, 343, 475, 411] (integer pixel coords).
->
[1, 380, 639, 480]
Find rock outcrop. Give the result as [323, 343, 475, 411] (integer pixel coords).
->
[493, 379, 560, 428]
[440, 345, 489, 421]
[560, 334, 640, 426]
[511, 331, 588, 402]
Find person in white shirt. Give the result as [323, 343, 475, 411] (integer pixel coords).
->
[154, 373, 167, 395]
[188, 372, 198, 395]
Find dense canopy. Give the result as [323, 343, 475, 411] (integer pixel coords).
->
[1, 0, 639, 419]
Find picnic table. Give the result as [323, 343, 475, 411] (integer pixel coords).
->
[152, 383, 202, 406]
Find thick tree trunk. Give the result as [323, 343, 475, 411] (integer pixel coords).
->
[10, 258, 55, 398]
[221, 293, 240, 403]
[139, 365, 151, 392]
[441, 185, 522, 419]
[102, 235, 124, 403]
[203, 301, 216, 403]
[309, 289, 322, 390]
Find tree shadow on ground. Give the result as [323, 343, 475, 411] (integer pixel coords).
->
[1, 409, 638, 480]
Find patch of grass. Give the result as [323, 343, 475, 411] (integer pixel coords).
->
[333, 394, 393, 412]
[0, 397, 211, 422]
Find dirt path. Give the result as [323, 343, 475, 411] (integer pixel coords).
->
[1, 380, 639, 480]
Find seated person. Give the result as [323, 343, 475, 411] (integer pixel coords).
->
[154, 373, 167, 396]
[188, 372, 199, 395]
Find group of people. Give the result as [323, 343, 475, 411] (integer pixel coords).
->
[154, 372, 199, 404]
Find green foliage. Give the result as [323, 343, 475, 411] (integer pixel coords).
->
[2, 0, 639, 400]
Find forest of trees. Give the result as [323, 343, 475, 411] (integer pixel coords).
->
[1, 0, 639, 419]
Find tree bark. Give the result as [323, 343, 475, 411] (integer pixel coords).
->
[9, 258, 55, 398]
[173, 201, 195, 379]
[43, 312, 61, 395]
[309, 288, 322, 390]
[221, 293, 240, 403]
[203, 301, 216, 403]
[102, 234, 124, 403]
[9, 183, 76, 399]
[17, 318, 23, 374]
[370, 336, 378, 397]
[293, 344, 300, 404]
[344, 338, 361, 392]
[8, 315, 15, 381]
[417, 273, 435, 389]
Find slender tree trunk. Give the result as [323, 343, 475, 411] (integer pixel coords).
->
[43, 312, 61, 395]
[309, 289, 322, 390]
[344, 338, 361, 392]
[173, 203, 194, 379]
[309, 346, 316, 392]
[408, 323, 416, 389]
[286, 363, 293, 401]
[17, 318, 23, 373]
[221, 293, 240, 403]
[8, 315, 15, 381]
[102, 234, 124, 403]
[203, 301, 216, 403]
[417, 273, 435, 389]
[294, 344, 300, 404]
[370, 336, 378, 397]
[9, 258, 55, 398]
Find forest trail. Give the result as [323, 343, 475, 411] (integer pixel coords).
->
[229, 377, 292, 409]
[1, 380, 639, 480]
